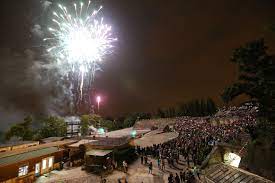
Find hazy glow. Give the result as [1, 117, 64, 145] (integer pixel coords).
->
[224, 152, 241, 167]
[130, 130, 137, 138]
[45, 1, 117, 98]
[98, 127, 105, 134]
[96, 96, 101, 103]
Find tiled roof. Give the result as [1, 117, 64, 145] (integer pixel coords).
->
[86, 149, 112, 156]
[0, 140, 76, 159]
[205, 164, 273, 183]
[0, 147, 62, 167]
[0, 141, 38, 148]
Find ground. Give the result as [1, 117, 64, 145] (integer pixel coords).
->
[36, 131, 200, 183]
[36, 156, 202, 183]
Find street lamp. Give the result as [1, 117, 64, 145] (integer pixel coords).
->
[96, 96, 101, 112]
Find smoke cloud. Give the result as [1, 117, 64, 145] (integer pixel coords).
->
[0, 48, 73, 130]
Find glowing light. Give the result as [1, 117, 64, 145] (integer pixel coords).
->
[130, 130, 137, 138]
[98, 128, 105, 134]
[45, 1, 117, 99]
[224, 152, 241, 167]
[96, 96, 101, 103]
[96, 95, 101, 112]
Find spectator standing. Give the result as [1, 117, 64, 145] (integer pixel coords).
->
[161, 158, 165, 170]
[175, 173, 180, 183]
[144, 155, 148, 165]
[140, 155, 144, 164]
[157, 158, 161, 169]
[168, 173, 174, 183]
[148, 161, 153, 174]
[122, 160, 128, 173]
[180, 171, 185, 182]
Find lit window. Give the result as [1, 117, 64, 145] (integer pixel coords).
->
[224, 152, 241, 167]
[48, 157, 53, 168]
[18, 165, 28, 177]
[35, 163, 40, 174]
[42, 159, 47, 169]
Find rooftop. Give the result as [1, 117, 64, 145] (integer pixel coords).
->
[0, 139, 76, 159]
[0, 146, 62, 167]
[105, 127, 150, 138]
[0, 141, 39, 148]
[205, 163, 273, 183]
[40, 137, 65, 143]
[68, 139, 98, 148]
[86, 149, 113, 157]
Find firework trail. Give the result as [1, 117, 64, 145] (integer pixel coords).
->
[44, 1, 117, 99]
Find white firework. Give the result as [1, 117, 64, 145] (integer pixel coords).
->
[45, 1, 117, 99]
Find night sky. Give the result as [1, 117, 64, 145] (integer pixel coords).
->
[0, 0, 275, 127]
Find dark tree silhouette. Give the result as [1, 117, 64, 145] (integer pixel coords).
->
[177, 98, 217, 117]
[221, 39, 275, 119]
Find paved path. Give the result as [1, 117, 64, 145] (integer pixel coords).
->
[36, 154, 202, 183]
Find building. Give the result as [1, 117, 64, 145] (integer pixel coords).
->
[202, 143, 274, 182]
[0, 140, 76, 183]
[0, 141, 39, 153]
[40, 137, 65, 144]
[82, 136, 135, 172]
[205, 163, 273, 183]
[64, 116, 81, 137]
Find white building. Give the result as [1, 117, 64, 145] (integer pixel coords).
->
[64, 116, 81, 137]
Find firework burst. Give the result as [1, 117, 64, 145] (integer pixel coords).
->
[44, 1, 117, 99]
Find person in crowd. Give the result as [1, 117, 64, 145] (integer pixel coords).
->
[161, 158, 165, 170]
[175, 173, 180, 183]
[122, 160, 128, 173]
[148, 161, 153, 174]
[180, 171, 185, 182]
[168, 173, 174, 183]
[144, 155, 148, 165]
[157, 158, 161, 169]
[140, 155, 144, 164]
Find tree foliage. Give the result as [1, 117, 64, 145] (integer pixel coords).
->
[5, 116, 33, 141]
[38, 116, 67, 138]
[80, 115, 90, 136]
[123, 112, 151, 128]
[221, 39, 275, 118]
[80, 114, 104, 135]
[154, 98, 217, 118]
[177, 98, 217, 117]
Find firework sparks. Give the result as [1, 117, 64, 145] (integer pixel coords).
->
[45, 1, 117, 99]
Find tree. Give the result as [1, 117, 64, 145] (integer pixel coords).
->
[38, 116, 67, 138]
[221, 39, 275, 118]
[123, 112, 151, 128]
[156, 108, 166, 118]
[206, 98, 217, 115]
[5, 116, 33, 141]
[79, 114, 104, 135]
[101, 119, 116, 131]
[80, 115, 90, 136]
[89, 114, 103, 127]
[177, 98, 217, 117]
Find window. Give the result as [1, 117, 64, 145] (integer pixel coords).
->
[35, 163, 40, 174]
[224, 152, 241, 168]
[48, 157, 53, 168]
[18, 165, 28, 177]
[42, 159, 47, 169]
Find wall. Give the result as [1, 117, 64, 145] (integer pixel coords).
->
[0, 151, 63, 182]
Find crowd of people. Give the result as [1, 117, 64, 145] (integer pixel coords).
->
[135, 104, 258, 182]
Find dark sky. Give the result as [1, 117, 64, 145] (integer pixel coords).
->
[0, 0, 275, 127]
